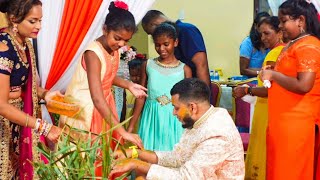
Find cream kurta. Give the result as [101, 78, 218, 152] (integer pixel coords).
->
[146, 107, 245, 180]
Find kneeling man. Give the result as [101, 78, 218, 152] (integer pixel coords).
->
[110, 78, 245, 180]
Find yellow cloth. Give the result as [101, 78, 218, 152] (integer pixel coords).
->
[124, 89, 140, 133]
[0, 13, 7, 28]
[245, 45, 284, 180]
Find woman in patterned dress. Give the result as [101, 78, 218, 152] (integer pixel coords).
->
[0, 0, 62, 179]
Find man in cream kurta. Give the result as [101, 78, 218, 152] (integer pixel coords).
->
[110, 78, 245, 180]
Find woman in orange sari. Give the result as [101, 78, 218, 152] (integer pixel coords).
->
[260, 0, 320, 179]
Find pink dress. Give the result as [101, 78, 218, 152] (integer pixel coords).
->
[60, 40, 121, 176]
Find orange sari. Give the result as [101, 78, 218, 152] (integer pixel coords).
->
[267, 36, 320, 180]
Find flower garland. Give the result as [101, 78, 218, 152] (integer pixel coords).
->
[119, 45, 137, 63]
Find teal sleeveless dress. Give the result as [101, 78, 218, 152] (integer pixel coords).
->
[138, 58, 185, 151]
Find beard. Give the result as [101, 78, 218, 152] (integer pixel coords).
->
[182, 115, 195, 129]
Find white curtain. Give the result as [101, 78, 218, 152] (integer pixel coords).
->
[267, 0, 284, 15]
[311, 0, 320, 13]
[37, 0, 65, 87]
[50, 0, 156, 92]
[37, 0, 65, 123]
[268, 0, 320, 15]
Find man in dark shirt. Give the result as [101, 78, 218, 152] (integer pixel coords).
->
[141, 10, 211, 87]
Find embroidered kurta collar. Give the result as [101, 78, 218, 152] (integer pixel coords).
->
[193, 105, 217, 129]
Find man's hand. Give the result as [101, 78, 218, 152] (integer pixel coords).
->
[109, 159, 135, 179]
[113, 149, 132, 160]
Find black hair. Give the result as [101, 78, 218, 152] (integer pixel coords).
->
[152, 21, 178, 41]
[279, 0, 320, 39]
[258, 16, 281, 33]
[249, 12, 270, 49]
[141, 10, 165, 26]
[104, 1, 137, 33]
[0, 0, 42, 24]
[170, 78, 210, 103]
[128, 59, 143, 70]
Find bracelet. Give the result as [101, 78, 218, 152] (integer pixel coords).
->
[129, 145, 139, 159]
[25, 114, 29, 127]
[34, 118, 51, 136]
[248, 86, 254, 96]
[43, 123, 53, 137]
[34, 118, 41, 131]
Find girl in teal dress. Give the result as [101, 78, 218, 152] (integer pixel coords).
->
[128, 22, 192, 151]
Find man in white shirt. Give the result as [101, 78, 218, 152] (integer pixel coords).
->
[109, 78, 245, 180]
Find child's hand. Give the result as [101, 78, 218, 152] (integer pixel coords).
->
[127, 126, 134, 133]
[122, 131, 143, 149]
[128, 83, 147, 99]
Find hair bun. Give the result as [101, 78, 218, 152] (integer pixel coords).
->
[109, 1, 129, 12]
[0, 0, 10, 13]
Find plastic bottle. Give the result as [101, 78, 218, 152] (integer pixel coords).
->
[214, 71, 220, 81]
[210, 70, 215, 81]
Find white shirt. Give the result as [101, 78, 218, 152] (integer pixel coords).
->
[146, 106, 245, 180]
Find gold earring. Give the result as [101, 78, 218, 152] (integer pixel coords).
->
[279, 38, 283, 44]
[12, 24, 18, 36]
[300, 26, 305, 34]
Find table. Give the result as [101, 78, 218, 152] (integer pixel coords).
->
[218, 85, 255, 133]
[219, 86, 233, 111]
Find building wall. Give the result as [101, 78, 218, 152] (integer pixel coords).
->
[130, 0, 254, 79]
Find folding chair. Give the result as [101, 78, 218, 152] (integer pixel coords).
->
[211, 81, 222, 107]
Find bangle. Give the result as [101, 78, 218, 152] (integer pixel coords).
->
[248, 86, 254, 96]
[34, 118, 41, 130]
[25, 114, 29, 127]
[43, 123, 53, 137]
[129, 145, 139, 158]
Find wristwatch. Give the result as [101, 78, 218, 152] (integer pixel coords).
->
[248, 86, 254, 96]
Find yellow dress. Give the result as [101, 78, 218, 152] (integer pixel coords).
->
[245, 45, 284, 180]
[124, 89, 140, 133]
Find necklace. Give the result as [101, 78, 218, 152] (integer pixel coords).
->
[12, 37, 27, 51]
[282, 34, 310, 52]
[289, 34, 310, 44]
[155, 58, 181, 68]
[7, 31, 27, 51]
